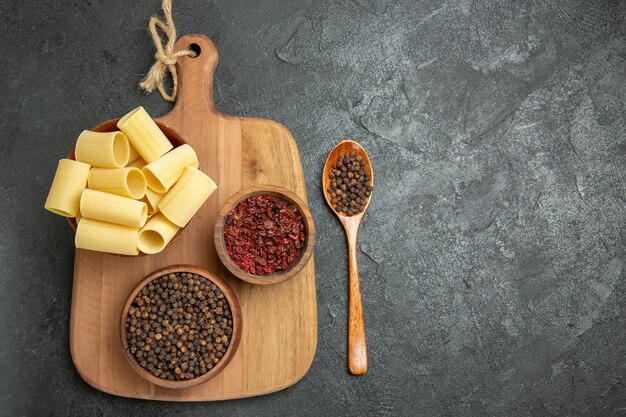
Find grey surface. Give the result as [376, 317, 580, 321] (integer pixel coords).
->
[0, 0, 624, 416]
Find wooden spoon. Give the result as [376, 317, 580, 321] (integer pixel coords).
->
[322, 140, 373, 375]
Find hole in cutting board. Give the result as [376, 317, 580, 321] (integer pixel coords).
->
[188, 43, 201, 58]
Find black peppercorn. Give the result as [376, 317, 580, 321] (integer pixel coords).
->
[327, 152, 372, 216]
[125, 272, 234, 381]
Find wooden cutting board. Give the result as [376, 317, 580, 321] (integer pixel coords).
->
[69, 34, 317, 401]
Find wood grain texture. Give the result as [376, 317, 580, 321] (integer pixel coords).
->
[70, 34, 317, 401]
[214, 185, 316, 286]
[322, 140, 373, 375]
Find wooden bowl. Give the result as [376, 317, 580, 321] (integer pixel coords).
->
[214, 185, 316, 285]
[120, 265, 243, 389]
[67, 118, 188, 257]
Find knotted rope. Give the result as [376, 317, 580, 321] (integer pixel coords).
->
[139, 0, 196, 102]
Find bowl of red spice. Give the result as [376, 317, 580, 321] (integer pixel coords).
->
[214, 185, 316, 285]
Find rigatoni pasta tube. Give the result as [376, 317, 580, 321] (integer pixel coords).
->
[159, 166, 217, 227]
[75, 130, 130, 168]
[88, 167, 147, 199]
[117, 106, 173, 163]
[127, 143, 142, 164]
[138, 213, 180, 254]
[142, 144, 199, 193]
[126, 158, 146, 169]
[142, 189, 165, 215]
[44, 159, 90, 217]
[75, 218, 139, 256]
[80, 189, 148, 228]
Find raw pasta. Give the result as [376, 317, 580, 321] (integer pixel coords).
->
[127, 143, 142, 164]
[142, 188, 165, 215]
[138, 213, 180, 254]
[44, 159, 91, 217]
[159, 166, 217, 227]
[75, 218, 139, 256]
[88, 167, 147, 199]
[117, 106, 173, 163]
[75, 130, 130, 168]
[45, 106, 215, 256]
[142, 144, 199, 193]
[80, 189, 148, 228]
[126, 158, 146, 169]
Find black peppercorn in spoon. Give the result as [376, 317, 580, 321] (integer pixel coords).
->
[322, 140, 373, 375]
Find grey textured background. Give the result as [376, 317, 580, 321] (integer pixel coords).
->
[1, 0, 625, 416]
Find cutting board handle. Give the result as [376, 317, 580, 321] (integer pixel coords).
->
[166, 34, 219, 118]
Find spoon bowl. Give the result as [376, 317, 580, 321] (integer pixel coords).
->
[322, 140, 374, 223]
[322, 139, 373, 375]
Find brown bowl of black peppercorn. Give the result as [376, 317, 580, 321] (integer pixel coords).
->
[120, 265, 242, 389]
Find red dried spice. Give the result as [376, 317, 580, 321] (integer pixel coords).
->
[224, 194, 306, 275]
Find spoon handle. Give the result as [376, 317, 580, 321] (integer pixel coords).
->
[346, 227, 368, 375]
